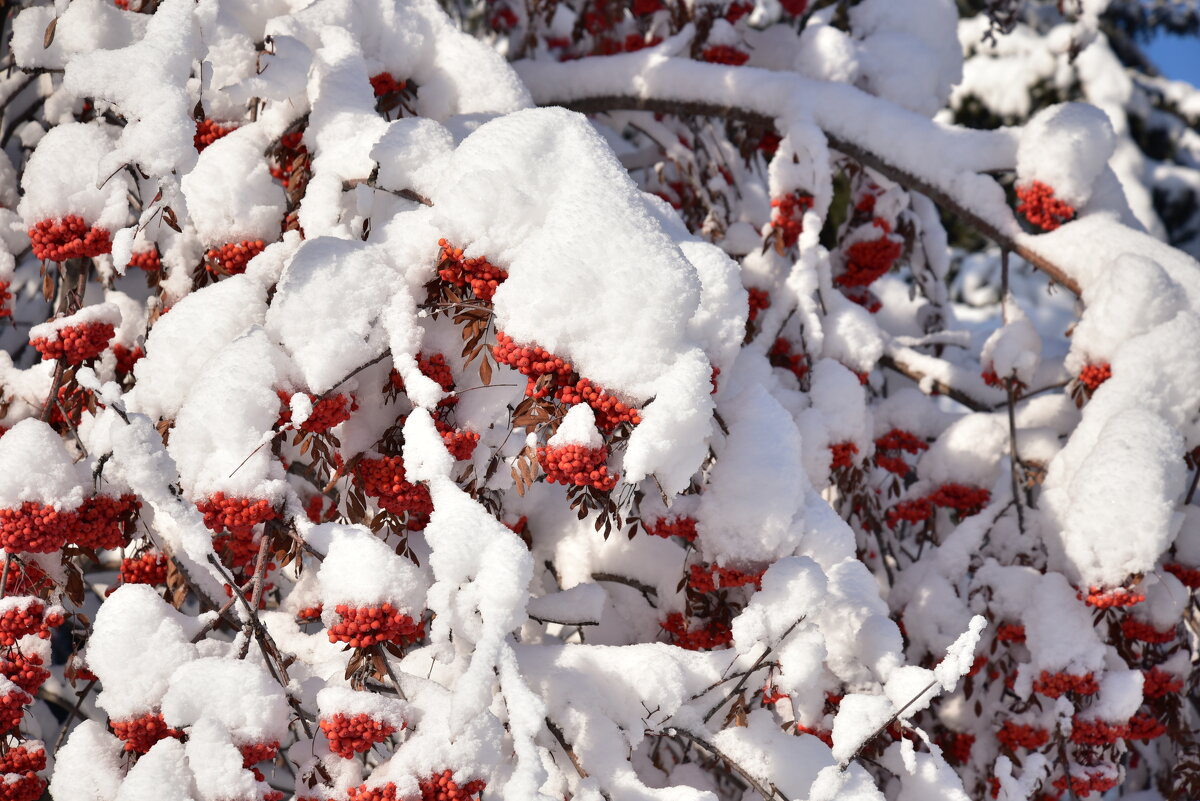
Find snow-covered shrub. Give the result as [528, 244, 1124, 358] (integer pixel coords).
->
[0, 1, 1192, 800]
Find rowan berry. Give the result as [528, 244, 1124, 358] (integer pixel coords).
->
[0, 653, 49, 695]
[1120, 616, 1174, 644]
[1070, 716, 1127, 746]
[110, 712, 182, 754]
[0, 503, 74, 554]
[239, 740, 279, 781]
[885, 497, 933, 529]
[327, 603, 423, 648]
[537, 443, 617, 491]
[645, 516, 697, 542]
[419, 770, 485, 801]
[1052, 770, 1118, 797]
[769, 338, 807, 381]
[1032, 670, 1099, 698]
[555, 378, 640, 431]
[112, 343, 144, 377]
[0, 282, 12, 319]
[31, 322, 115, 365]
[197, 493, 278, 537]
[0, 744, 45, 774]
[1078, 363, 1111, 393]
[73, 493, 140, 550]
[780, 0, 807, 15]
[319, 712, 398, 758]
[1081, 586, 1144, 608]
[493, 331, 574, 398]
[1143, 668, 1183, 699]
[353, 457, 434, 528]
[276, 391, 357, 433]
[701, 45, 749, 65]
[996, 721, 1049, 751]
[0, 689, 28, 734]
[194, 119, 238, 152]
[687, 563, 763, 593]
[118, 552, 168, 587]
[661, 612, 732, 650]
[829, 441, 858, 470]
[837, 225, 903, 288]
[936, 731, 974, 765]
[927, 483, 990, 516]
[347, 782, 399, 801]
[126, 248, 161, 272]
[1163, 562, 1200, 588]
[435, 417, 480, 461]
[769, 192, 813, 248]
[795, 724, 833, 747]
[28, 216, 112, 261]
[370, 73, 407, 97]
[205, 240, 266, 276]
[995, 623, 1026, 643]
[1126, 712, 1166, 741]
[437, 239, 508, 301]
[0, 770, 44, 801]
[1015, 181, 1075, 232]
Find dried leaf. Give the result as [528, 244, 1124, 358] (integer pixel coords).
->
[479, 357, 492, 386]
[43, 17, 56, 48]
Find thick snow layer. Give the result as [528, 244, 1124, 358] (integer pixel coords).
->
[1016, 103, 1116, 206]
[317, 523, 427, 611]
[48, 721, 126, 801]
[162, 658, 290, 743]
[851, 0, 963, 117]
[0, 418, 87, 509]
[1020, 573, 1104, 674]
[17, 123, 129, 231]
[180, 125, 286, 245]
[115, 738, 195, 801]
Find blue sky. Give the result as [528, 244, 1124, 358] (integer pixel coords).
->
[1145, 30, 1200, 87]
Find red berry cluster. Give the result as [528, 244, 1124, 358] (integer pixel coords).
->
[493, 331, 574, 398]
[1016, 181, 1075, 232]
[1081, 586, 1144, 609]
[1163, 561, 1200, 588]
[829, 441, 858, 471]
[0, 653, 48, 695]
[394, 352, 455, 394]
[0, 769, 44, 801]
[1032, 670, 1099, 698]
[645, 516, 698, 542]
[1052, 770, 1118, 797]
[795, 724, 834, 747]
[926, 483, 991, 516]
[1126, 711, 1166, 741]
[1142, 668, 1183, 699]
[537, 443, 617, 491]
[0, 281, 11, 319]
[435, 418, 480, 461]
[2, 563, 50, 599]
[995, 622, 1026, 643]
[769, 338, 808, 381]
[126, 248, 162, 272]
[779, 0, 807, 14]
[276, 391, 357, 433]
[769, 192, 814, 249]
[297, 605, 323, 622]
[0, 502, 74, 553]
[111, 712, 182, 754]
[936, 731, 974, 765]
[661, 612, 732, 651]
[348, 782, 399, 801]
[353, 456, 433, 528]
[1077, 362, 1112, 393]
[28, 216, 112, 261]
[885, 497, 933, 529]
[239, 740, 279, 780]
[996, 720, 1049, 751]
[554, 378, 641, 431]
[687, 563, 764, 593]
[0, 602, 63, 648]
[205, 240, 267, 276]
[437, 239, 508, 301]
[701, 45, 749, 65]
[30, 322, 115, 365]
[837, 222, 903, 288]
[419, 770, 485, 801]
[873, 429, 928, 475]
[0, 745, 45, 774]
[197, 493, 278, 537]
[1120, 617, 1174, 644]
[112, 343, 144, 377]
[0, 688, 29, 734]
[270, 131, 308, 191]
[370, 73, 407, 97]
[74, 493, 140, 550]
[747, 287, 770, 323]
[194, 119, 238, 152]
[319, 713, 398, 758]
[118, 552, 168, 587]
[1070, 716, 1128, 746]
[327, 603, 423, 648]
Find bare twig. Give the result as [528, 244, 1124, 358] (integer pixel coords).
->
[51, 678, 98, 752]
[837, 679, 938, 771]
[702, 617, 804, 724]
[668, 727, 789, 801]
[591, 572, 657, 605]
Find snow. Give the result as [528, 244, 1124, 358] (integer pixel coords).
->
[179, 126, 286, 246]
[17, 123, 129, 231]
[47, 721, 125, 801]
[548, 403, 602, 449]
[317, 523, 427, 611]
[1016, 103, 1116, 206]
[162, 657, 290, 744]
[0, 419, 86, 509]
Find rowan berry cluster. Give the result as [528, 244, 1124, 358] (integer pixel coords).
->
[1070, 716, 1128, 746]
[435, 418, 480, 461]
[886, 497, 933, 529]
[1120, 617, 1174, 643]
[126, 248, 162, 272]
[493, 331, 574, 398]
[30, 321, 115, 364]
[319, 712, 398, 758]
[327, 603, 423, 648]
[1077, 362, 1112, 393]
[194, 119, 238, 151]
[829, 441, 859, 471]
[1163, 561, 1200, 588]
[1016, 181, 1076, 232]
[0, 502, 74, 553]
[537, 443, 617, 491]
[239, 740, 279, 781]
[270, 130, 308, 190]
[420, 770, 485, 801]
[701, 45, 749, 65]
[206, 240, 267, 276]
[996, 720, 1049, 751]
[28, 216, 112, 261]
[795, 724, 833, 747]
[437, 239, 508, 301]
[0, 653, 48, 696]
[1081, 586, 1144, 608]
[937, 731, 975, 765]
[0, 745, 45, 774]
[873, 429, 928, 475]
[0, 282, 11, 319]
[769, 192, 814, 248]
[276, 391, 357, 433]
[1032, 670, 1099, 698]
[74, 493, 140, 550]
[369, 73, 407, 97]
[687, 563, 764, 593]
[347, 782, 399, 801]
[1142, 668, 1183, 699]
[297, 605, 323, 622]
[352, 456, 434, 527]
[0, 769, 44, 801]
[994, 623, 1026, 643]
[769, 338, 808, 381]
[110, 711, 182, 754]
[2, 563, 49, 599]
[645, 516, 698, 542]
[837, 223, 903, 287]
[1126, 711, 1166, 741]
[118, 552, 168, 587]
[1052, 770, 1118, 797]
[660, 612, 732, 651]
[746, 287, 770, 323]
[112, 343, 144, 377]
[926, 483, 991, 516]
[554, 378, 641, 431]
[197, 493, 278, 537]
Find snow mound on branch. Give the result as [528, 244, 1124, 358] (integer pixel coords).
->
[850, 0, 962, 117]
[115, 738, 194, 801]
[1021, 573, 1104, 674]
[162, 658, 290, 744]
[48, 721, 126, 801]
[0, 418, 87, 509]
[17, 123, 129, 231]
[548, 404, 602, 449]
[981, 297, 1041, 386]
[317, 523, 427, 611]
[180, 126, 286, 245]
[1017, 103, 1116, 207]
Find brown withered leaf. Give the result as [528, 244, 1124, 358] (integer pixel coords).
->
[479, 356, 492, 386]
[43, 17, 56, 48]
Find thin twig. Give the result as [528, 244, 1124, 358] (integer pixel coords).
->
[838, 679, 938, 771]
[0, 552, 10, 600]
[239, 534, 273, 658]
[668, 727, 789, 801]
[702, 617, 804, 724]
[51, 678, 98, 752]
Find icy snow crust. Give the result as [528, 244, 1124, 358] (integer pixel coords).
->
[14, 0, 1198, 800]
